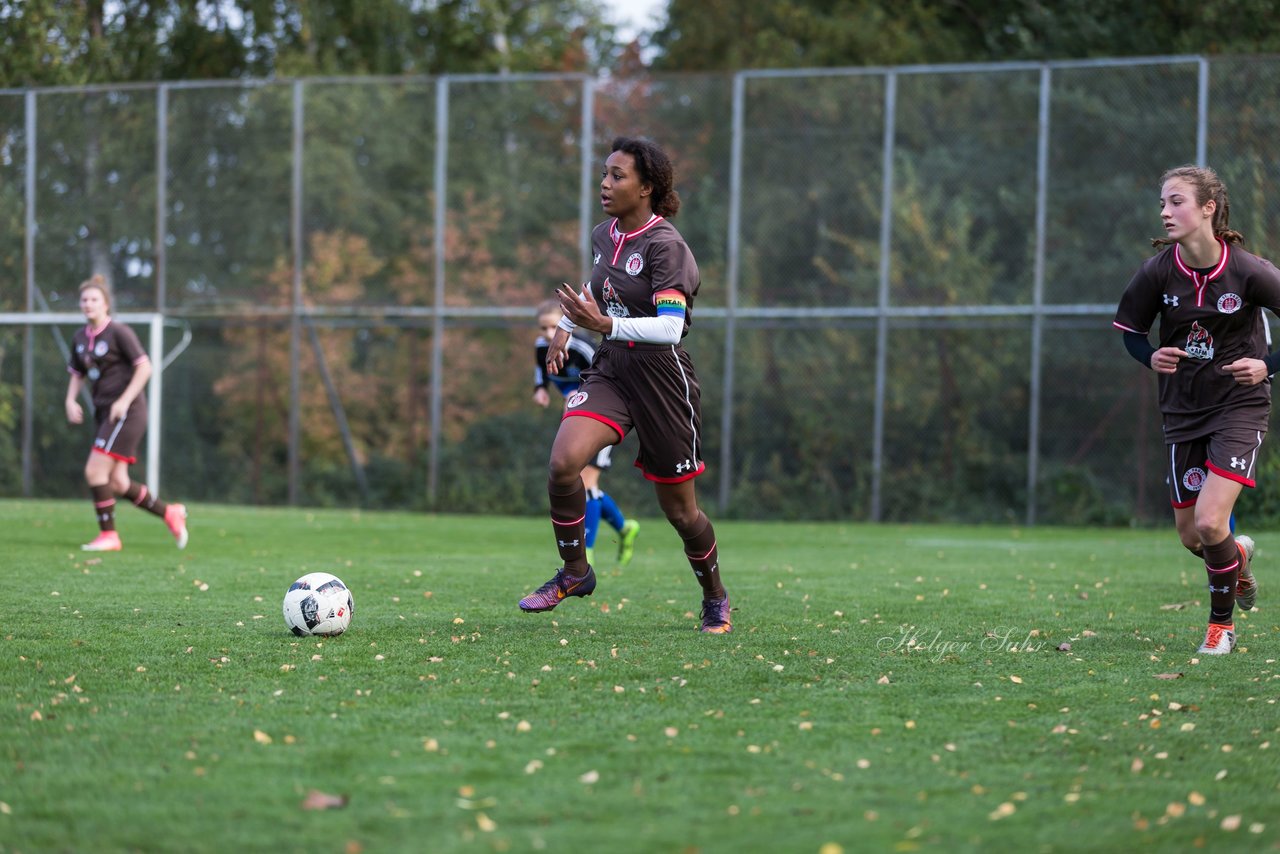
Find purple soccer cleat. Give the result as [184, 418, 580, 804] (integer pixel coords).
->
[519, 566, 597, 612]
[699, 594, 733, 634]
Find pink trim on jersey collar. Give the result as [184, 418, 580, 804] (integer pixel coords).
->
[85, 318, 112, 345]
[609, 214, 664, 266]
[1173, 238, 1230, 307]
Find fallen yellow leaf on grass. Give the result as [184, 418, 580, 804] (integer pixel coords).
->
[301, 790, 348, 811]
[253, 729, 272, 744]
[989, 802, 1016, 820]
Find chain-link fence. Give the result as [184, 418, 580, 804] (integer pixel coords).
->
[6, 56, 1280, 525]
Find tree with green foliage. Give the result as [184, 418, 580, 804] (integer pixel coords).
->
[0, 0, 623, 87]
[651, 0, 1280, 71]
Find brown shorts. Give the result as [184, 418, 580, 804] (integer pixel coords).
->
[1166, 425, 1265, 507]
[92, 399, 147, 464]
[563, 341, 705, 483]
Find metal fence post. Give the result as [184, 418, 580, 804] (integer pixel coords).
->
[428, 76, 450, 505]
[719, 72, 745, 515]
[1026, 65, 1052, 526]
[146, 315, 163, 494]
[580, 78, 595, 273]
[155, 84, 168, 312]
[21, 91, 37, 497]
[288, 80, 304, 504]
[870, 71, 897, 523]
[1197, 57, 1209, 166]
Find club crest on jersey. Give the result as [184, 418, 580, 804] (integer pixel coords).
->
[1184, 321, 1214, 360]
[566, 391, 588, 408]
[94, 340, 109, 357]
[625, 252, 644, 276]
[1217, 292, 1243, 314]
[1182, 467, 1206, 492]
[601, 278, 629, 318]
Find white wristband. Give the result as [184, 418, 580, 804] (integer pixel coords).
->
[557, 316, 576, 333]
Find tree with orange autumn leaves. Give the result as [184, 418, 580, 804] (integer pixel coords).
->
[212, 190, 582, 498]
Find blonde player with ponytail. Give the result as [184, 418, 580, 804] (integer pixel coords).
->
[65, 274, 189, 551]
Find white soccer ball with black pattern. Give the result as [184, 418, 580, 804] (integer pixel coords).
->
[282, 572, 354, 637]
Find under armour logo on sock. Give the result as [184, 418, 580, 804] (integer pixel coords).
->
[558, 539, 580, 548]
[1208, 583, 1233, 594]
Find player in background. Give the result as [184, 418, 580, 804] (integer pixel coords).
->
[1113, 164, 1280, 655]
[533, 299, 641, 567]
[65, 274, 189, 552]
[519, 136, 733, 633]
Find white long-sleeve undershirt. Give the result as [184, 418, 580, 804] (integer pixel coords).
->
[608, 314, 683, 345]
[558, 313, 683, 345]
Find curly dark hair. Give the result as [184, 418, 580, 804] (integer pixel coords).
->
[611, 136, 681, 218]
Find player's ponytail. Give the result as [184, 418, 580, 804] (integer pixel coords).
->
[1152, 165, 1245, 248]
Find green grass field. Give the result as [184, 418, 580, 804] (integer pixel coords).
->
[2, 499, 1277, 853]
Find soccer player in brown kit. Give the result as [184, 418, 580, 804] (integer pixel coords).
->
[518, 136, 732, 633]
[65, 274, 189, 552]
[1114, 164, 1280, 655]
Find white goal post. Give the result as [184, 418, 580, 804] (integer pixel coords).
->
[1, 312, 178, 496]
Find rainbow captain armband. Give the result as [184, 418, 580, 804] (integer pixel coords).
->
[655, 289, 687, 318]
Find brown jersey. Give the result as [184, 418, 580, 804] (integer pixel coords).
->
[68, 319, 150, 411]
[588, 215, 699, 337]
[1113, 240, 1280, 441]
